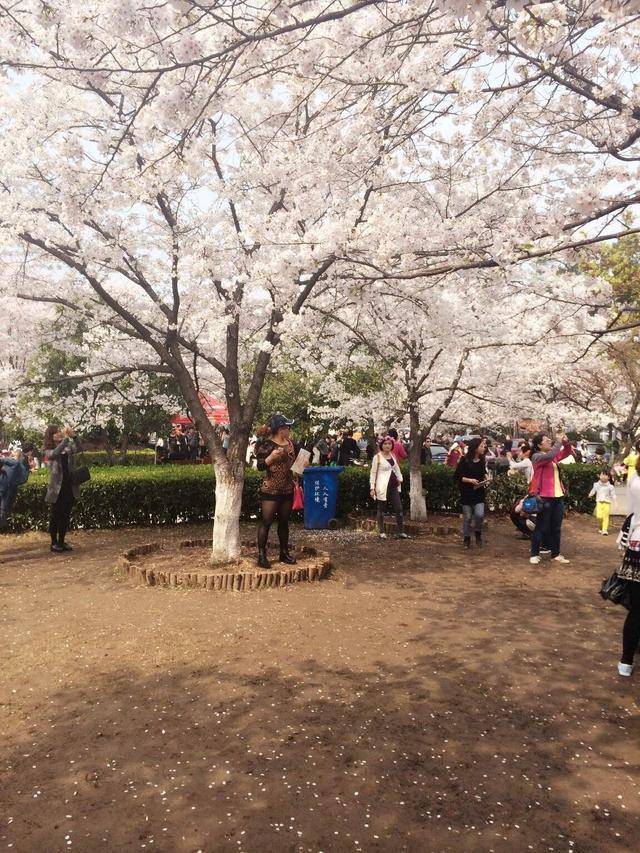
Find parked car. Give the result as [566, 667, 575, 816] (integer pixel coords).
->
[454, 434, 480, 445]
[429, 443, 448, 464]
[583, 442, 607, 462]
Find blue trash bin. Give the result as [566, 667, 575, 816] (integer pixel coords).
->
[303, 466, 344, 529]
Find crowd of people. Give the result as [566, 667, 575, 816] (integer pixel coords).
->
[4, 416, 640, 680]
[249, 429, 369, 468]
[154, 425, 212, 463]
[147, 421, 628, 481]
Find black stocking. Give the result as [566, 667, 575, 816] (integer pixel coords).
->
[621, 584, 640, 665]
[277, 499, 293, 553]
[257, 498, 294, 552]
[258, 500, 279, 550]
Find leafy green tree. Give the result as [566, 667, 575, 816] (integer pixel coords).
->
[251, 363, 331, 443]
[19, 331, 181, 462]
[582, 232, 640, 323]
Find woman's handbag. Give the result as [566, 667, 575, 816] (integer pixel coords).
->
[522, 495, 543, 513]
[524, 468, 545, 513]
[292, 482, 304, 511]
[599, 572, 632, 610]
[71, 464, 91, 486]
[71, 449, 91, 487]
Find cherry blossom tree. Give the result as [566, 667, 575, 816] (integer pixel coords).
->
[0, 8, 407, 561]
[1, 0, 640, 558]
[546, 340, 640, 449]
[307, 262, 605, 519]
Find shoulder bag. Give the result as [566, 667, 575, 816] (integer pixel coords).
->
[71, 445, 91, 487]
[522, 495, 543, 514]
[524, 468, 544, 513]
[292, 481, 304, 511]
[599, 572, 632, 610]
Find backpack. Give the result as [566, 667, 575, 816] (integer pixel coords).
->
[15, 459, 30, 487]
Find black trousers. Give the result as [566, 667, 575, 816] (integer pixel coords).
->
[510, 508, 531, 537]
[376, 485, 404, 533]
[0, 487, 18, 524]
[622, 583, 640, 665]
[531, 497, 564, 558]
[49, 484, 75, 544]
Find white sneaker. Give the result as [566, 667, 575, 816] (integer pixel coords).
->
[379, 532, 387, 540]
[603, 531, 609, 536]
[618, 662, 633, 677]
[554, 555, 570, 564]
[540, 549, 551, 556]
[530, 555, 541, 565]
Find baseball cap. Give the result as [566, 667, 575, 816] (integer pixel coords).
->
[269, 413, 294, 431]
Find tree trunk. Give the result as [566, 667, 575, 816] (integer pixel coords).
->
[210, 429, 250, 565]
[408, 405, 427, 521]
[364, 416, 376, 456]
[211, 463, 245, 565]
[104, 441, 116, 466]
[118, 433, 129, 465]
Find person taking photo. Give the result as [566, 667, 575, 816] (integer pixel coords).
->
[44, 425, 82, 553]
[528, 432, 574, 565]
[507, 443, 533, 484]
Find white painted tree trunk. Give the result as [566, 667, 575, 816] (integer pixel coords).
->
[408, 406, 427, 521]
[211, 471, 244, 564]
[409, 459, 427, 521]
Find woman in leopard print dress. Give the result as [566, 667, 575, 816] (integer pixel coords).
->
[255, 413, 297, 568]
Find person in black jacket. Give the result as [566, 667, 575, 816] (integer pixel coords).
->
[455, 437, 489, 548]
[337, 430, 360, 466]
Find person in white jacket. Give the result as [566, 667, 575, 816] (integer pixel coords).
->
[369, 436, 409, 540]
[506, 443, 533, 484]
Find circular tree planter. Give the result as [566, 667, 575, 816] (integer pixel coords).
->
[347, 514, 460, 537]
[116, 539, 331, 591]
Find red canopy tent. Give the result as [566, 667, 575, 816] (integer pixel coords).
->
[171, 393, 229, 427]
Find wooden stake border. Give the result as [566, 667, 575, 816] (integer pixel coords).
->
[115, 541, 332, 592]
[346, 514, 459, 537]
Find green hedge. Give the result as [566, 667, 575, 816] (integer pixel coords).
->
[339, 463, 603, 517]
[76, 449, 157, 467]
[6, 463, 605, 533]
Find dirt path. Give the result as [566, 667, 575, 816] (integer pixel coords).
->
[1, 516, 639, 853]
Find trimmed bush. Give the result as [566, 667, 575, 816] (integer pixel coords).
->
[78, 449, 157, 467]
[555, 464, 604, 514]
[7, 462, 606, 533]
[9, 466, 215, 532]
[337, 462, 605, 517]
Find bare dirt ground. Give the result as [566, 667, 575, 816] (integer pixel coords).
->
[1, 515, 639, 853]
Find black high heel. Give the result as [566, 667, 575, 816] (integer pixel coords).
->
[257, 548, 270, 569]
[279, 550, 297, 565]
